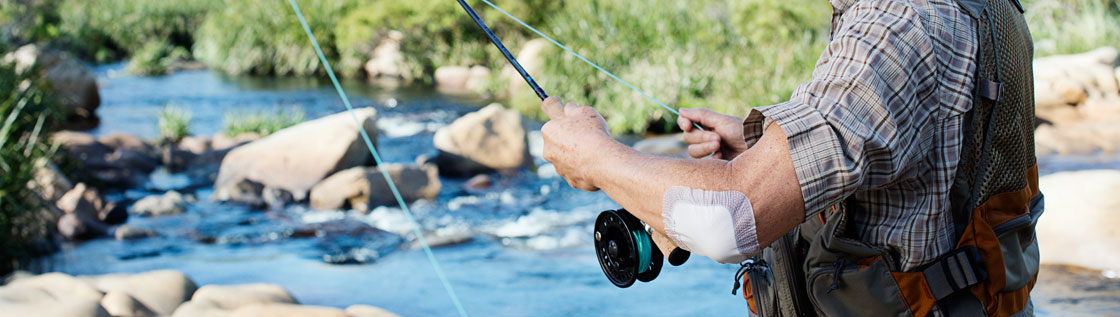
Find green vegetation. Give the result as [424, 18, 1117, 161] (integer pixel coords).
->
[158, 105, 192, 143]
[5, 0, 1120, 132]
[224, 109, 305, 137]
[1026, 0, 1120, 57]
[0, 57, 64, 274]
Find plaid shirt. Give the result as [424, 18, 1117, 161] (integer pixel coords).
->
[743, 0, 978, 270]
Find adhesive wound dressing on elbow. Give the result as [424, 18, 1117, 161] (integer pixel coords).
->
[661, 186, 759, 264]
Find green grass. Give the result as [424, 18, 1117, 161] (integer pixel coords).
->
[0, 56, 64, 275]
[1026, 0, 1120, 57]
[223, 109, 305, 137]
[157, 105, 192, 143]
[56, 0, 220, 63]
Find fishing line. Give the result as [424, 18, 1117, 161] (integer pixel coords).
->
[286, 1, 467, 316]
[477, 0, 684, 117]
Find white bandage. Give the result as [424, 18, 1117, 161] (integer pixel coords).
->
[661, 186, 759, 264]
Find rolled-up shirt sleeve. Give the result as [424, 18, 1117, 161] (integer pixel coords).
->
[743, 2, 943, 217]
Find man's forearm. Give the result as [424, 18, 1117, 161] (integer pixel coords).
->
[589, 123, 805, 250]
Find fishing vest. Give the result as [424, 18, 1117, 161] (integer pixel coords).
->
[739, 0, 1041, 315]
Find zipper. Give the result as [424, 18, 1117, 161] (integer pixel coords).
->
[772, 234, 811, 316]
[991, 214, 1031, 237]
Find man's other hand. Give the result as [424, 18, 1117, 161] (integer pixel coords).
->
[540, 96, 613, 192]
[678, 108, 748, 160]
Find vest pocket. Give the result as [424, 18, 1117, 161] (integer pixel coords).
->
[993, 192, 1044, 291]
[805, 257, 911, 316]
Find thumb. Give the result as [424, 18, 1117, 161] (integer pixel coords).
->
[541, 96, 565, 120]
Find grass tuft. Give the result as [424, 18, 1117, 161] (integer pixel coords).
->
[223, 109, 305, 137]
[157, 105, 192, 143]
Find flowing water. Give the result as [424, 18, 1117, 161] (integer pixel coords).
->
[39, 64, 1120, 315]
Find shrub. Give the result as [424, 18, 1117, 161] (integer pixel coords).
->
[518, 0, 830, 133]
[0, 60, 64, 274]
[193, 0, 360, 76]
[127, 39, 191, 75]
[1026, 0, 1120, 56]
[157, 105, 192, 143]
[56, 0, 220, 62]
[223, 108, 305, 137]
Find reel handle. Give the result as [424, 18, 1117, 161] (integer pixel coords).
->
[649, 230, 690, 266]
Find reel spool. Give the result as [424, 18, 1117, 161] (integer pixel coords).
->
[594, 209, 664, 288]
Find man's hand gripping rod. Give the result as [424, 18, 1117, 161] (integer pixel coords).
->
[456, 0, 690, 286]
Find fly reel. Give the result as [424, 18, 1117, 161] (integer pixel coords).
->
[594, 209, 664, 288]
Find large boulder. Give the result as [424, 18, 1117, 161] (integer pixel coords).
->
[171, 284, 296, 317]
[1033, 47, 1120, 123]
[79, 270, 198, 316]
[213, 108, 379, 207]
[503, 38, 551, 97]
[100, 291, 157, 317]
[3, 44, 100, 130]
[1037, 170, 1120, 272]
[131, 191, 188, 216]
[435, 65, 490, 93]
[0, 273, 110, 317]
[309, 164, 441, 213]
[364, 31, 409, 81]
[432, 104, 530, 176]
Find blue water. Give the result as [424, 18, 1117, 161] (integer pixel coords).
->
[47, 64, 1120, 316]
[52, 64, 749, 315]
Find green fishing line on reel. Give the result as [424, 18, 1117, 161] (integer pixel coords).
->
[594, 209, 664, 288]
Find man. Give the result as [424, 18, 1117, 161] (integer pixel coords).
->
[541, 0, 1039, 315]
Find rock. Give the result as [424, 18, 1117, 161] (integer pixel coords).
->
[309, 164, 441, 212]
[80, 270, 198, 316]
[262, 186, 295, 210]
[364, 31, 409, 81]
[3, 45, 100, 130]
[29, 158, 73, 201]
[0, 273, 109, 317]
[211, 132, 261, 151]
[503, 38, 551, 97]
[432, 104, 530, 176]
[1037, 170, 1120, 272]
[132, 191, 187, 216]
[177, 136, 212, 155]
[171, 284, 296, 317]
[114, 225, 156, 240]
[313, 220, 404, 264]
[99, 133, 153, 154]
[1034, 122, 1120, 154]
[52, 131, 151, 188]
[100, 291, 157, 317]
[434, 65, 490, 92]
[464, 174, 492, 190]
[99, 202, 128, 225]
[56, 183, 113, 238]
[632, 133, 688, 157]
[214, 109, 378, 206]
[162, 146, 198, 173]
[232, 303, 348, 317]
[1033, 47, 1120, 123]
[345, 304, 400, 317]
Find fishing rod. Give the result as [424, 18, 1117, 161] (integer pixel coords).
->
[456, 0, 548, 101]
[457, 0, 691, 289]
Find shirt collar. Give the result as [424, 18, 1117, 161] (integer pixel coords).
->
[829, 0, 860, 14]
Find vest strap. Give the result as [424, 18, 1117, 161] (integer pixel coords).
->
[978, 79, 1002, 102]
[922, 246, 988, 300]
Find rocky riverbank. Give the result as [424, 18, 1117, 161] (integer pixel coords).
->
[0, 270, 397, 317]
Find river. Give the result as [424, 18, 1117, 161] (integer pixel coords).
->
[37, 64, 1120, 315]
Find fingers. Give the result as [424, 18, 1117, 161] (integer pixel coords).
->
[688, 141, 720, 159]
[677, 116, 694, 132]
[541, 96, 565, 120]
[563, 102, 581, 117]
[682, 129, 719, 145]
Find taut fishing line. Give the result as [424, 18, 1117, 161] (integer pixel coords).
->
[285, 1, 467, 316]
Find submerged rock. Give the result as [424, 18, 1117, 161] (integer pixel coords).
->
[313, 221, 404, 265]
[1037, 170, 1120, 272]
[213, 108, 379, 207]
[463, 174, 492, 190]
[132, 191, 188, 216]
[432, 104, 530, 176]
[114, 225, 157, 240]
[309, 164, 441, 213]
